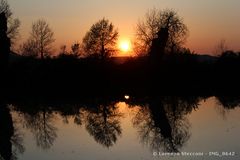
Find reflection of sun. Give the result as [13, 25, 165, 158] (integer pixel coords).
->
[124, 95, 130, 100]
[119, 40, 131, 53]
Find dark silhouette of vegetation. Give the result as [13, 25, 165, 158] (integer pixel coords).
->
[82, 18, 119, 60]
[4, 50, 240, 98]
[59, 45, 67, 55]
[218, 50, 240, 64]
[134, 8, 188, 56]
[0, 4, 239, 104]
[0, 104, 24, 160]
[22, 109, 57, 150]
[85, 103, 122, 148]
[20, 19, 55, 59]
[0, 12, 10, 68]
[131, 96, 199, 152]
[149, 27, 169, 59]
[0, 104, 14, 160]
[214, 39, 228, 56]
[19, 38, 38, 58]
[0, 2, 240, 159]
[57, 42, 82, 59]
[216, 96, 240, 109]
[71, 42, 81, 57]
[0, 95, 238, 158]
[0, 0, 20, 46]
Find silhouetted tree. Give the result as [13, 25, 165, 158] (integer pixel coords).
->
[71, 42, 80, 57]
[0, 104, 14, 160]
[84, 104, 122, 148]
[214, 39, 228, 56]
[58, 43, 81, 59]
[59, 105, 83, 126]
[0, 0, 20, 47]
[0, 12, 10, 68]
[23, 110, 57, 150]
[57, 45, 68, 58]
[82, 18, 119, 60]
[59, 45, 67, 55]
[216, 96, 240, 109]
[21, 19, 55, 59]
[0, 104, 25, 160]
[19, 39, 38, 57]
[131, 97, 199, 152]
[134, 8, 188, 56]
[217, 50, 240, 66]
[219, 50, 238, 59]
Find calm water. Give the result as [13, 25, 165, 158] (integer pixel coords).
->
[0, 96, 240, 160]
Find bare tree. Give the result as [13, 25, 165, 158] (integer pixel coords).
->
[134, 8, 188, 56]
[214, 39, 228, 56]
[59, 45, 67, 55]
[21, 19, 55, 59]
[82, 18, 118, 59]
[19, 39, 38, 57]
[0, 0, 20, 46]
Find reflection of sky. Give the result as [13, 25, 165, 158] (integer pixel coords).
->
[188, 97, 240, 155]
[11, 98, 240, 160]
[8, 0, 240, 54]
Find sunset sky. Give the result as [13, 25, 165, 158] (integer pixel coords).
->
[8, 0, 240, 55]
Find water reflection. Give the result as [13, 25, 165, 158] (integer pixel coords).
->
[22, 109, 57, 150]
[216, 96, 240, 109]
[0, 96, 239, 159]
[58, 104, 83, 125]
[84, 102, 122, 148]
[0, 104, 24, 160]
[131, 97, 200, 152]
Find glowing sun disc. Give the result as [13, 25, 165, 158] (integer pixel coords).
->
[119, 41, 131, 52]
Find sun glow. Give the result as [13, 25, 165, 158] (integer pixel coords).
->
[119, 40, 131, 53]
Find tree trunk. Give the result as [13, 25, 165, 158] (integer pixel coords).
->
[0, 13, 10, 69]
[101, 43, 105, 60]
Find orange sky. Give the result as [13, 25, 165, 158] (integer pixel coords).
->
[8, 0, 240, 55]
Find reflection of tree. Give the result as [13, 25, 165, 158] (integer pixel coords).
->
[59, 105, 83, 126]
[216, 96, 240, 109]
[23, 109, 57, 150]
[11, 127, 24, 160]
[213, 96, 240, 118]
[132, 97, 200, 152]
[84, 103, 122, 148]
[0, 104, 24, 160]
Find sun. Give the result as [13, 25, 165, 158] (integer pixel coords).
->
[119, 40, 131, 53]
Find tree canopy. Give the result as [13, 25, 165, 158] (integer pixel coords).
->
[134, 8, 188, 56]
[0, 0, 20, 47]
[82, 18, 119, 59]
[21, 19, 55, 59]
